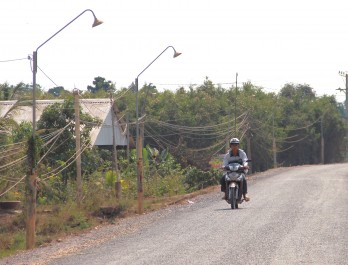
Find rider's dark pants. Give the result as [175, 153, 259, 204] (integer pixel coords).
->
[220, 175, 248, 195]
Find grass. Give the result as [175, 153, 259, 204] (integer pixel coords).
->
[0, 186, 217, 259]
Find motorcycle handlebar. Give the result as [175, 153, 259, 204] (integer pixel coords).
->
[221, 165, 249, 171]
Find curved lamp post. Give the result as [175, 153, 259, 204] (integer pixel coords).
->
[32, 9, 102, 135]
[135, 46, 181, 214]
[27, 9, 102, 249]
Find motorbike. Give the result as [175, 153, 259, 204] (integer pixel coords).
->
[223, 160, 250, 209]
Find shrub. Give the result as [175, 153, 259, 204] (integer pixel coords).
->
[184, 167, 220, 192]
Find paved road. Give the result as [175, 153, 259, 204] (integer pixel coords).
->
[2, 164, 348, 265]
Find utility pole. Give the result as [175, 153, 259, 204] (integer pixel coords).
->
[338, 71, 348, 118]
[73, 89, 82, 207]
[226, 110, 231, 153]
[272, 114, 277, 168]
[338, 71, 348, 161]
[26, 158, 37, 249]
[321, 116, 324, 164]
[110, 92, 121, 199]
[126, 113, 130, 164]
[26, 53, 38, 250]
[235, 72, 238, 136]
[246, 128, 252, 173]
[137, 115, 146, 214]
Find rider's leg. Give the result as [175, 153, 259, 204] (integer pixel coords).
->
[220, 175, 227, 199]
[242, 176, 250, 201]
[238, 179, 243, 201]
[220, 175, 226, 192]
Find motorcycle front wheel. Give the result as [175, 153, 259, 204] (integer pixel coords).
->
[229, 187, 237, 209]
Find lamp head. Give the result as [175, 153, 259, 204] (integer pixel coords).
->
[92, 18, 103, 27]
[170, 46, 181, 58]
[173, 51, 182, 58]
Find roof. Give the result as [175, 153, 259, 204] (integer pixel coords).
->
[0, 99, 128, 146]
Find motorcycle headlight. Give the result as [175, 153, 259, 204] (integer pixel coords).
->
[227, 172, 240, 181]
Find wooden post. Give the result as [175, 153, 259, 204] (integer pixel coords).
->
[73, 89, 82, 207]
[272, 114, 277, 168]
[247, 131, 252, 173]
[321, 116, 324, 164]
[137, 116, 146, 214]
[126, 113, 130, 164]
[26, 171, 37, 249]
[110, 93, 121, 199]
[226, 110, 231, 153]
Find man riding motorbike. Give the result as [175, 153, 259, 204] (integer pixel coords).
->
[220, 138, 250, 201]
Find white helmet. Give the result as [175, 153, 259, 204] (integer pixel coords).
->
[229, 138, 240, 145]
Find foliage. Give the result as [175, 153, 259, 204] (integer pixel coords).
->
[114, 78, 347, 172]
[0, 117, 32, 200]
[1, 76, 347, 256]
[37, 98, 100, 184]
[0, 82, 34, 100]
[143, 149, 186, 197]
[184, 167, 220, 192]
[47, 86, 71, 98]
[87, 76, 115, 94]
[105, 170, 116, 188]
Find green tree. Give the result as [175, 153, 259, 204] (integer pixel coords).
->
[0, 82, 34, 100]
[277, 84, 347, 165]
[37, 98, 101, 185]
[87, 76, 115, 94]
[47, 86, 69, 98]
[114, 78, 348, 173]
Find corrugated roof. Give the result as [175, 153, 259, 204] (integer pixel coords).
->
[0, 99, 128, 146]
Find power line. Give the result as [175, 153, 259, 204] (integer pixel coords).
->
[41, 140, 91, 180]
[28, 55, 59, 88]
[0, 57, 29, 63]
[0, 175, 26, 197]
[37, 65, 59, 87]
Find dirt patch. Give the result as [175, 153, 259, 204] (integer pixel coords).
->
[0, 210, 22, 228]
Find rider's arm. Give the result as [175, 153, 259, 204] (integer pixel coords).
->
[222, 153, 229, 167]
[241, 151, 249, 168]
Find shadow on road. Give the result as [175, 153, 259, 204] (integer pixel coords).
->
[214, 207, 247, 211]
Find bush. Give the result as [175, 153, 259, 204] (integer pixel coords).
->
[184, 167, 220, 192]
[144, 173, 186, 197]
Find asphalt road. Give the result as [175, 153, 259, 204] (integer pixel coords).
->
[2, 164, 348, 265]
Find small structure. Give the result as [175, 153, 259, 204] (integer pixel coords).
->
[0, 99, 130, 147]
[0, 201, 21, 210]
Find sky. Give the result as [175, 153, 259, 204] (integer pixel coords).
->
[1, 0, 348, 103]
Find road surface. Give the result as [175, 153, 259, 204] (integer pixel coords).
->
[2, 164, 348, 265]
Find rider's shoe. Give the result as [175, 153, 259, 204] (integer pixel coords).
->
[244, 194, 250, 202]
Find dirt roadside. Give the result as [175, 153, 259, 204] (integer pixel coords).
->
[0, 167, 290, 265]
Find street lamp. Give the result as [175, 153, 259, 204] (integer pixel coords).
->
[135, 46, 181, 214]
[32, 9, 102, 136]
[27, 9, 102, 249]
[338, 71, 348, 119]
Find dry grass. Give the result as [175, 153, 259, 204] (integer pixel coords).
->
[0, 185, 219, 258]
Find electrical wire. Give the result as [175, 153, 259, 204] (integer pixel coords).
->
[41, 140, 91, 180]
[37, 123, 72, 165]
[0, 57, 28, 63]
[0, 175, 26, 197]
[37, 65, 59, 87]
[0, 155, 27, 171]
[28, 55, 59, 88]
[0, 148, 26, 160]
[0, 141, 26, 149]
